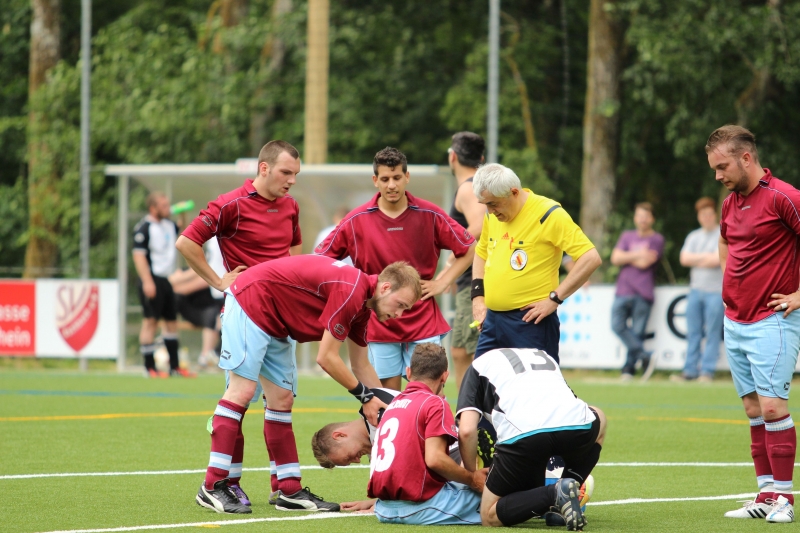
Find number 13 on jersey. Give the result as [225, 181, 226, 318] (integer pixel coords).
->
[369, 418, 400, 476]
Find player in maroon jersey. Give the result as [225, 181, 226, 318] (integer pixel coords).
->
[337, 343, 488, 525]
[316, 147, 475, 390]
[177, 141, 302, 507]
[195, 255, 422, 514]
[708, 126, 800, 523]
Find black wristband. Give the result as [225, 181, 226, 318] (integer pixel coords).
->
[470, 278, 485, 300]
[348, 381, 375, 404]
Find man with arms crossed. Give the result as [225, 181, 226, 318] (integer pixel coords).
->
[457, 347, 606, 530]
[177, 141, 302, 506]
[445, 132, 487, 390]
[708, 125, 800, 523]
[195, 255, 421, 514]
[316, 147, 475, 390]
[470, 163, 601, 361]
[336, 344, 489, 525]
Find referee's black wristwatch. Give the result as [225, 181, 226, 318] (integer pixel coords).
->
[549, 291, 564, 305]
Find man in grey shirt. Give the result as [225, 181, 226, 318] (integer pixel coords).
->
[673, 197, 724, 382]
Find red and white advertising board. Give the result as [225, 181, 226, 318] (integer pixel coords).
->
[0, 279, 119, 358]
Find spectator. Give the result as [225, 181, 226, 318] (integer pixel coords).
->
[672, 197, 723, 383]
[610, 202, 665, 381]
[444, 132, 486, 391]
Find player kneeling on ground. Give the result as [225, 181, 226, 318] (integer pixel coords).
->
[457, 347, 606, 531]
[335, 343, 489, 525]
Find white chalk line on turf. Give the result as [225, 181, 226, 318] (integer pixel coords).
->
[6, 462, 791, 481]
[37, 512, 374, 533]
[36, 490, 800, 533]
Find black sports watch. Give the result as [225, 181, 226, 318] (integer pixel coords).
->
[549, 291, 564, 305]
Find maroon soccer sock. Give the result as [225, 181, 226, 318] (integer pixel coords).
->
[264, 408, 302, 495]
[750, 416, 775, 502]
[765, 414, 796, 504]
[204, 400, 247, 490]
[228, 420, 245, 486]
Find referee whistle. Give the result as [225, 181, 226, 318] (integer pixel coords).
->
[469, 320, 481, 329]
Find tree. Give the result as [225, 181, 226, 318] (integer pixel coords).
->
[23, 0, 61, 278]
[579, 0, 623, 260]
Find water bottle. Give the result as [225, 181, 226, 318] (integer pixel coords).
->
[171, 199, 195, 214]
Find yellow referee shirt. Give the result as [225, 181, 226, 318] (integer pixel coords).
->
[476, 190, 595, 311]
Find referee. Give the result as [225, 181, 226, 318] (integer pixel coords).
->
[470, 164, 601, 361]
[132, 192, 192, 377]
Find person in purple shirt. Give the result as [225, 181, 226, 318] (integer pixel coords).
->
[610, 202, 665, 380]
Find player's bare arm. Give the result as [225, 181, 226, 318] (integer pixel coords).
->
[316, 331, 386, 425]
[289, 244, 303, 256]
[339, 499, 376, 512]
[471, 255, 487, 331]
[421, 244, 476, 301]
[718, 235, 728, 274]
[347, 338, 381, 388]
[522, 248, 601, 324]
[176, 235, 245, 291]
[132, 252, 156, 298]
[425, 435, 488, 492]
[456, 183, 488, 241]
[457, 410, 481, 472]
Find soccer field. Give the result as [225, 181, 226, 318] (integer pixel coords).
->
[2, 369, 797, 533]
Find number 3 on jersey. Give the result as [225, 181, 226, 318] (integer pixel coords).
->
[369, 418, 400, 476]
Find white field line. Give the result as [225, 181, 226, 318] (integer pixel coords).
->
[1, 462, 785, 481]
[37, 513, 374, 533]
[35, 490, 800, 533]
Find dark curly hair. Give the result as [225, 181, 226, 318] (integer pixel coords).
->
[373, 146, 408, 175]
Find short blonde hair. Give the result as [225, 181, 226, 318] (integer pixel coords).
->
[705, 125, 759, 162]
[378, 261, 422, 302]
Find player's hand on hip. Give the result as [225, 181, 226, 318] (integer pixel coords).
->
[472, 297, 487, 331]
[143, 279, 157, 299]
[218, 265, 247, 291]
[420, 278, 448, 301]
[521, 299, 558, 324]
[340, 499, 376, 512]
[769, 291, 800, 318]
[362, 396, 387, 427]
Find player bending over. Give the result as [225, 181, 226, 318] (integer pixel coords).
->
[457, 347, 607, 530]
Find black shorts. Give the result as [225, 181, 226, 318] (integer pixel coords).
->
[137, 275, 177, 321]
[486, 409, 600, 497]
[176, 289, 223, 329]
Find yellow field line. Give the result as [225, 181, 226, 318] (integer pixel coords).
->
[0, 407, 354, 422]
[636, 416, 748, 425]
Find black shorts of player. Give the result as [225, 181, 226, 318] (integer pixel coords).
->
[137, 275, 178, 321]
[486, 408, 600, 497]
[176, 289, 223, 329]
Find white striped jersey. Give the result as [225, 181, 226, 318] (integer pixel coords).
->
[456, 348, 595, 444]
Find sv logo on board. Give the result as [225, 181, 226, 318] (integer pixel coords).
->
[56, 283, 100, 352]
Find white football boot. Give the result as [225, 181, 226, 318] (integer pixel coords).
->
[724, 498, 773, 519]
[766, 495, 795, 523]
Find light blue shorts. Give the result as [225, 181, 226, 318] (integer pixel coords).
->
[368, 334, 445, 380]
[375, 482, 482, 525]
[724, 312, 800, 399]
[219, 294, 297, 396]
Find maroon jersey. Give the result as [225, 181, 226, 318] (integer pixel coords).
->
[182, 179, 302, 270]
[720, 169, 800, 323]
[367, 381, 458, 502]
[315, 192, 474, 342]
[229, 255, 376, 345]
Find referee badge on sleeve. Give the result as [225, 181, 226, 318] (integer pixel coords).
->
[510, 249, 528, 270]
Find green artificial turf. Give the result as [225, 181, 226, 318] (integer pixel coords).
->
[1, 369, 797, 532]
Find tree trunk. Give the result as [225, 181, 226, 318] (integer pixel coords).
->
[304, 0, 329, 164]
[249, 0, 292, 155]
[24, 0, 61, 278]
[579, 0, 623, 261]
